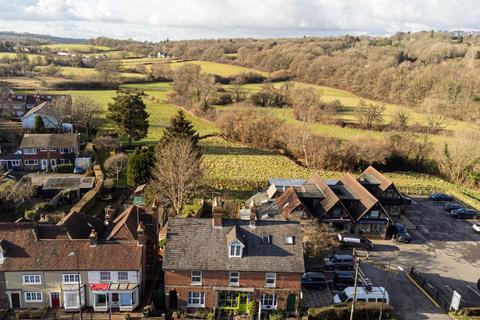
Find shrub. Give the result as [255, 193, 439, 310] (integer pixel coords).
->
[269, 310, 285, 320]
[55, 164, 74, 173]
[308, 303, 394, 320]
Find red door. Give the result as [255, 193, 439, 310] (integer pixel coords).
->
[51, 292, 60, 308]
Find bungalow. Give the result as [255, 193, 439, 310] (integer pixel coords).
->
[163, 211, 304, 315]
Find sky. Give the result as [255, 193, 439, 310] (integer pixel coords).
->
[1, 0, 480, 41]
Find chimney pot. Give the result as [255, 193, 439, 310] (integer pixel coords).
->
[89, 229, 98, 246]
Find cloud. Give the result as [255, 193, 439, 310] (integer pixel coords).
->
[0, 0, 480, 40]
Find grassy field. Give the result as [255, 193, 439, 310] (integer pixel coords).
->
[169, 60, 270, 77]
[0, 52, 43, 62]
[35, 66, 148, 81]
[40, 44, 111, 53]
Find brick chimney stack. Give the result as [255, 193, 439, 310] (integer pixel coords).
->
[137, 221, 146, 246]
[104, 206, 115, 226]
[213, 207, 223, 228]
[89, 229, 98, 246]
[250, 207, 257, 228]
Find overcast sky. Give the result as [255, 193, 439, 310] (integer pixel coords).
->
[1, 0, 480, 41]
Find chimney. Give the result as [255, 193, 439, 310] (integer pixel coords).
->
[250, 207, 257, 228]
[213, 207, 223, 228]
[38, 214, 49, 224]
[137, 221, 146, 245]
[104, 206, 115, 226]
[89, 229, 98, 246]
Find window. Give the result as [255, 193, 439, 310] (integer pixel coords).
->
[369, 210, 380, 219]
[332, 208, 343, 217]
[285, 236, 295, 245]
[63, 273, 80, 284]
[218, 292, 238, 308]
[64, 292, 79, 308]
[191, 271, 202, 285]
[265, 273, 276, 287]
[23, 274, 41, 285]
[40, 148, 48, 152]
[120, 292, 134, 306]
[23, 148, 37, 155]
[24, 160, 38, 165]
[229, 241, 242, 257]
[187, 292, 205, 307]
[261, 294, 277, 309]
[48, 148, 56, 151]
[229, 272, 240, 286]
[25, 292, 42, 302]
[59, 159, 71, 164]
[261, 235, 272, 244]
[60, 147, 71, 154]
[100, 271, 111, 282]
[95, 294, 107, 307]
[50, 159, 56, 166]
[118, 271, 129, 282]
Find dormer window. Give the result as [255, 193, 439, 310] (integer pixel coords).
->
[229, 240, 243, 258]
[285, 236, 295, 245]
[261, 235, 272, 244]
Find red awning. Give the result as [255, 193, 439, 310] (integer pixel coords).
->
[89, 283, 109, 291]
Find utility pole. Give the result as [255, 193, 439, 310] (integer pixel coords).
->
[379, 261, 392, 320]
[349, 254, 359, 320]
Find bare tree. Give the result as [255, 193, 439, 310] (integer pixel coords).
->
[391, 111, 409, 131]
[150, 138, 204, 216]
[72, 96, 101, 140]
[104, 153, 129, 187]
[49, 97, 74, 132]
[426, 114, 447, 134]
[356, 100, 385, 129]
[0, 178, 36, 212]
[303, 222, 340, 259]
[0, 86, 11, 118]
[93, 135, 119, 153]
[95, 60, 121, 86]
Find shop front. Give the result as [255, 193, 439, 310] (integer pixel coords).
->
[89, 283, 139, 312]
[215, 288, 254, 314]
[61, 284, 86, 311]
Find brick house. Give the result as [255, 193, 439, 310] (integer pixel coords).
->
[19, 133, 80, 171]
[163, 212, 304, 315]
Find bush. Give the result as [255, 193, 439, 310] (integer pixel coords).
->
[55, 164, 74, 173]
[308, 303, 394, 320]
[16, 308, 47, 319]
[269, 310, 285, 320]
[463, 307, 480, 316]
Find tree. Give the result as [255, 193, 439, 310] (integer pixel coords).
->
[107, 90, 149, 147]
[162, 111, 200, 147]
[49, 97, 74, 132]
[34, 115, 45, 133]
[93, 135, 119, 153]
[127, 146, 155, 187]
[391, 111, 409, 131]
[0, 178, 36, 214]
[151, 63, 173, 81]
[104, 153, 129, 187]
[95, 60, 121, 86]
[356, 100, 385, 129]
[151, 138, 204, 216]
[303, 222, 340, 258]
[72, 96, 101, 140]
[0, 86, 11, 117]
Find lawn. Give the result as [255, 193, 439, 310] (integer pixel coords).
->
[40, 44, 112, 53]
[169, 60, 270, 77]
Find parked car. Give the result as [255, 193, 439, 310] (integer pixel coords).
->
[337, 233, 374, 250]
[301, 272, 327, 290]
[333, 286, 389, 304]
[392, 223, 412, 243]
[429, 193, 453, 201]
[324, 254, 354, 270]
[450, 208, 478, 219]
[473, 223, 480, 233]
[444, 203, 463, 212]
[333, 271, 355, 290]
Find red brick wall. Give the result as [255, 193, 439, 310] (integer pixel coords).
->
[164, 270, 301, 310]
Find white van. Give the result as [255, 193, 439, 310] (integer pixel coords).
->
[333, 286, 389, 304]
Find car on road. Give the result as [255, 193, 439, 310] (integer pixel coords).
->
[301, 272, 327, 290]
[324, 254, 354, 270]
[473, 223, 480, 233]
[333, 286, 389, 304]
[429, 193, 453, 201]
[333, 271, 355, 290]
[450, 208, 478, 219]
[444, 203, 463, 212]
[392, 223, 412, 243]
[337, 233, 374, 250]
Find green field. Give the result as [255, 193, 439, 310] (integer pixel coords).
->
[40, 44, 111, 53]
[35, 66, 147, 81]
[0, 52, 43, 62]
[169, 60, 270, 77]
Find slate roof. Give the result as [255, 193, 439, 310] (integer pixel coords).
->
[276, 187, 311, 217]
[307, 174, 351, 219]
[19, 133, 78, 149]
[42, 176, 95, 190]
[164, 218, 304, 273]
[0, 223, 142, 271]
[22, 101, 50, 118]
[358, 166, 394, 198]
[57, 212, 106, 239]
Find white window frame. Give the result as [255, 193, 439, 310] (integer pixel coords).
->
[62, 273, 80, 284]
[229, 241, 243, 258]
[229, 272, 240, 286]
[24, 292, 43, 302]
[60, 147, 71, 154]
[99, 271, 111, 282]
[22, 274, 41, 285]
[261, 294, 277, 310]
[265, 272, 276, 288]
[118, 271, 129, 282]
[191, 271, 202, 285]
[285, 236, 295, 245]
[187, 292, 205, 307]
[40, 148, 48, 152]
[23, 148, 37, 155]
[24, 159, 38, 165]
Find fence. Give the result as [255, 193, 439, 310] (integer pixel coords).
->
[409, 267, 455, 311]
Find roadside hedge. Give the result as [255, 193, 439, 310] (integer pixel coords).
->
[308, 303, 395, 320]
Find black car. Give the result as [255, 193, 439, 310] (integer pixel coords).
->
[392, 223, 412, 243]
[324, 254, 355, 270]
[301, 272, 327, 290]
[450, 208, 478, 219]
[333, 271, 355, 289]
[429, 193, 453, 201]
[444, 203, 463, 212]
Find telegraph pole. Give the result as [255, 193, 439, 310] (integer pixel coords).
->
[378, 261, 391, 320]
[349, 251, 359, 320]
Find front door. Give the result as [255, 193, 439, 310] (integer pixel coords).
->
[111, 293, 119, 308]
[10, 293, 20, 308]
[51, 292, 60, 308]
[41, 159, 48, 170]
[238, 293, 249, 313]
[286, 293, 296, 312]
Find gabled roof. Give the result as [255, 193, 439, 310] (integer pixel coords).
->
[307, 174, 353, 220]
[164, 218, 304, 273]
[57, 211, 105, 239]
[226, 225, 245, 246]
[276, 187, 311, 218]
[107, 206, 141, 241]
[19, 133, 78, 149]
[358, 166, 395, 198]
[22, 101, 50, 119]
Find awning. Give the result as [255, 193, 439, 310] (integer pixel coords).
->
[90, 283, 109, 291]
[89, 283, 138, 291]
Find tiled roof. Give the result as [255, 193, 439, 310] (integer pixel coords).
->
[22, 101, 50, 118]
[307, 174, 351, 219]
[57, 212, 106, 239]
[337, 173, 381, 221]
[0, 223, 142, 271]
[276, 187, 310, 217]
[42, 177, 95, 190]
[164, 218, 304, 273]
[19, 133, 78, 149]
[359, 166, 394, 198]
[106, 206, 141, 241]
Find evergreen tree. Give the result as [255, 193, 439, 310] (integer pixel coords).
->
[127, 146, 155, 187]
[107, 90, 149, 146]
[161, 110, 200, 147]
[34, 115, 45, 133]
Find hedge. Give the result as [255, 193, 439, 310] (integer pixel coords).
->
[308, 303, 395, 320]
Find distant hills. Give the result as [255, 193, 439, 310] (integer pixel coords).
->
[0, 31, 88, 44]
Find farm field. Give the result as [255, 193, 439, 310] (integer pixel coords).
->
[0, 52, 43, 61]
[169, 60, 270, 77]
[40, 44, 111, 53]
[35, 66, 148, 80]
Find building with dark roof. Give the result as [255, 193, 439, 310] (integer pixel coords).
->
[1, 93, 71, 118]
[163, 211, 304, 314]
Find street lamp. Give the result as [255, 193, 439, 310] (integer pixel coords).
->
[68, 251, 83, 320]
